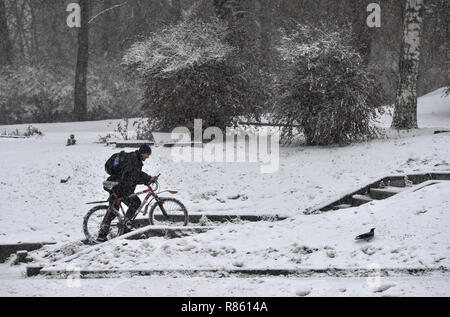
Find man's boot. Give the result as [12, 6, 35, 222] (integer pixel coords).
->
[97, 225, 109, 243]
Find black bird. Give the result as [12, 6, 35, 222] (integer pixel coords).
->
[355, 228, 375, 241]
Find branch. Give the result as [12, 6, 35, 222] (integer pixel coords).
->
[88, 1, 127, 24]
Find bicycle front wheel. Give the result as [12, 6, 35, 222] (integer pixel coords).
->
[149, 198, 188, 227]
[83, 205, 123, 244]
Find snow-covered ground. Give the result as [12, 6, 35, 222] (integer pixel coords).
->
[1, 270, 449, 297]
[36, 180, 450, 272]
[0, 88, 449, 296]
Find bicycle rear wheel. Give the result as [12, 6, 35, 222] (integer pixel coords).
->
[83, 205, 123, 244]
[149, 198, 188, 227]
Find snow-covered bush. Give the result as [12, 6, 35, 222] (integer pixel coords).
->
[0, 66, 73, 124]
[133, 118, 154, 141]
[123, 18, 265, 131]
[123, 18, 233, 78]
[23, 125, 43, 137]
[274, 25, 385, 146]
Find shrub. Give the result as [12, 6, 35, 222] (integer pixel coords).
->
[122, 18, 265, 132]
[23, 125, 43, 137]
[133, 118, 154, 141]
[274, 25, 386, 146]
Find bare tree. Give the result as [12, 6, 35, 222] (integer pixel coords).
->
[74, 0, 89, 121]
[351, 0, 374, 66]
[392, 0, 425, 129]
[101, 0, 112, 56]
[0, 0, 13, 66]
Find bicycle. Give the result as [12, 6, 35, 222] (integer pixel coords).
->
[83, 174, 188, 244]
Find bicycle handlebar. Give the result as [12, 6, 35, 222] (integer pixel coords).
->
[149, 173, 161, 185]
[147, 173, 161, 190]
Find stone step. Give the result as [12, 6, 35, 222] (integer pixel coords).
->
[332, 204, 352, 210]
[369, 186, 406, 200]
[15, 250, 32, 264]
[434, 130, 450, 135]
[132, 214, 288, 228]
[381, 176, 406, 188]
[351, 194, 374, 206]
[34, 266, 450, 278]
[0, 242, 56, 263]
[26, 266, 45, 277]
[126, 226, 215, 240]
[313, 173, 450, 213]
[433, 173, 450, 181]
[37, 226, 217, 275]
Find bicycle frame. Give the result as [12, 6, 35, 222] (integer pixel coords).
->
[104, 185, 162, 223]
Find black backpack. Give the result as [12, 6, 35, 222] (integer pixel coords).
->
[105, 151, 126, 176]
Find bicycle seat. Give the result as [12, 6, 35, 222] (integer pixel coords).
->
[103, 181, 119, 190]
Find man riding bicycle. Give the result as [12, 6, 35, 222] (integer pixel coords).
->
[98, 144, 158, 242]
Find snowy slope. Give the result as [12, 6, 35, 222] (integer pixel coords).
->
[378, 87, 450, 129]
[418, 87, 450, 117]
[41, 181, 450, 272]
[0, 89, 449, 245]
[0, 87, 449, 297]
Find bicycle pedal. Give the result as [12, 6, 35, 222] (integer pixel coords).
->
[125, 223, 134, 230]
[123, 219, 135, 229]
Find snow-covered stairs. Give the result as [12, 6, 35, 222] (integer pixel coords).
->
[350, 194, 375, 206]
[26, 214, 289, 276]
[369, 186, 405, 200]
[132, 214, 288, 228]
[25, 172, 450, 279]
[0, 242, 56, 263]
[309, 172, 450, 213]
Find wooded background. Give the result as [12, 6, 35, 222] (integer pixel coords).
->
[0, 0, 448, 124]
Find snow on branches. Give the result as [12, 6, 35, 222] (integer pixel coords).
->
[122, 17, 266, 132]
[122, 18, 234, 78]
[273, 25, 385, 146]
[277, 25, 360, 66]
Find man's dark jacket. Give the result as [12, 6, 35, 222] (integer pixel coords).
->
[106, 151, 151, 197]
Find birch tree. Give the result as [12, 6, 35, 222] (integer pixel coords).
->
[392, 0, 425, 129]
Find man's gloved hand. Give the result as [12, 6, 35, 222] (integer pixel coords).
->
[149, 175, 159, 184]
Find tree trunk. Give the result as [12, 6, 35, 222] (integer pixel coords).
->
[392, 0, 425, 129]
[351, 0, 373, 66]
[27, 0, 39, 62]
[0, 0, 13, 66]
[101, 0, 112, 57]
[74, 0, 89, 121]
